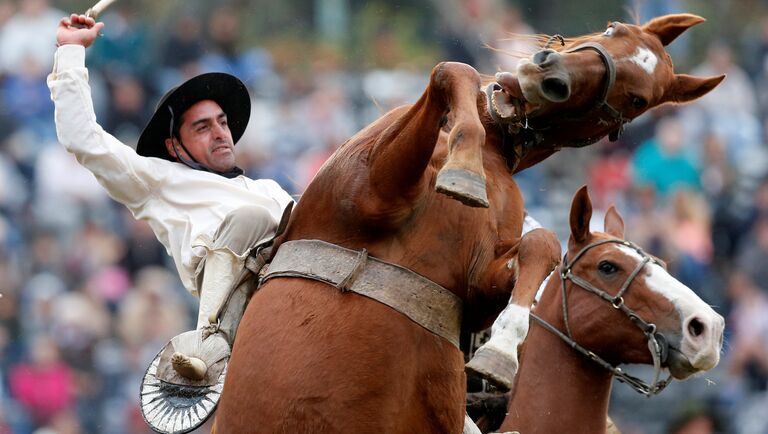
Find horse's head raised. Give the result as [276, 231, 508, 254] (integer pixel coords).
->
[493, 14, 725, 147]
[556, 186, 724, 383]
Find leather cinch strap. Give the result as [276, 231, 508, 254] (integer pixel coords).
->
[262, 240, 463, 348]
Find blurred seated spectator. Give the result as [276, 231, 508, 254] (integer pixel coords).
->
[1, 57, 55, 140]
[723, 270, 768, 397]
[160, 14, 204, 70]
[103, 74, 150, 144]
[200, 5, 273, 89]
[30, 408, 82, 434]
[631, 116, 701, 199]
[116, 267, 189, 350]
[0, 152, 28, 215]
[588, 143, 631, 211]
[0, 0, 62, 75]
[681, 42, 763, 166]
[88, 3, 152, 78]
[665, 190, 715, 296]
[33, 145, 110, 232]
[624, 185, 667, 259]
[665, 399, 728, 434]
[156, 14, 205, 91]
[490, 5, 537, 72]
[8, 335, 75, 428]
[735, 217, 768, 292]
[699, 132, 734, 202]
[119, 212, 169, 277]
[49, 282, 111, 370]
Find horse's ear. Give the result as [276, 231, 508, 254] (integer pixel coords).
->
[569, 185, 592, 246]
[663, 73, 725, 104]
[643, 13, 705, 46]
[603, 206, 625, 238]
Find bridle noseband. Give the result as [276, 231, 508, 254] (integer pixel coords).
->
[485, 40, 632, 167]
[530, 238, 673, 396]
[563, 42, 631, 142]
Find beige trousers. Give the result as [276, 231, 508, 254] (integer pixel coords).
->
[194, 205, 279, 328]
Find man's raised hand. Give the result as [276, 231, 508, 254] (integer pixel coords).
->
[56, 14, 104, 48]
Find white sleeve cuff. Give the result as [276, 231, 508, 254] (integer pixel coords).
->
[53, 44, 86, 73]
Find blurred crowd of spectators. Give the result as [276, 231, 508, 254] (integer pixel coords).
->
[1, 0, 768, 433]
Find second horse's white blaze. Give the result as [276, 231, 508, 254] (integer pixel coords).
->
[617, 244, 723, 370]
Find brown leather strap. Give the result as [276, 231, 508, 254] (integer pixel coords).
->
[262, 240, 463, 348]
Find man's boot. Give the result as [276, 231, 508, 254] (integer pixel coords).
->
[139, 203, 291, 433]
[140, 249, 259, 434]
[168, 248, 243, 381]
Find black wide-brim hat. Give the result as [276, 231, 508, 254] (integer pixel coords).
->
[136, 72, 250, 161]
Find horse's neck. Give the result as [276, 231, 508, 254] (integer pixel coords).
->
[500, 304, 614, 433]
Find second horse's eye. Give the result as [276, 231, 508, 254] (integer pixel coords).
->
[598, 260, 619, 275]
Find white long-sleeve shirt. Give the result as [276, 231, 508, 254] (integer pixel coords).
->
[48, 44, 294, 294]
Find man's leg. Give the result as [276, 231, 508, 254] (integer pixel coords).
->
[141, 205, 286, 433]
[197, 205, 277, 328]
[171, 205, 278, 380]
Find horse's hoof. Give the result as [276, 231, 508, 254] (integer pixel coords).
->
[465, 346, 518, 391]
[171, 352, 208, 380]
[435, 168, 489, 208]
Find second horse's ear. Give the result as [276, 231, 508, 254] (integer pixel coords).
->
[569, 186, 592, 248]
[603, 206, 625, 239]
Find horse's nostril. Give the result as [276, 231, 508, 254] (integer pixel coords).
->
[533, 49, 554, 65]
[687, 317, 705, 338]
[540, 77, 571, 102]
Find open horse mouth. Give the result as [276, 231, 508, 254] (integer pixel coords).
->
[493, 71, 535, 116]
[665, 340, 722, 380]
[665, 347, 700, 379]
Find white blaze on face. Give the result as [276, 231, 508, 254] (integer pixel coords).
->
[617, 245, 723, 369]
[616, 245, 709, 316]
[626, 47, 658, 75]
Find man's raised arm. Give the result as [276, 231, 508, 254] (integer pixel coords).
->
[49, 14, 160, 210]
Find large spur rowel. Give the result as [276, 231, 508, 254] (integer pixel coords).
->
[139, 332, 228, 434]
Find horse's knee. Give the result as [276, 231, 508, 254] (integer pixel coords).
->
[431, 62, 481, 94]
[519, 228, 561, 268]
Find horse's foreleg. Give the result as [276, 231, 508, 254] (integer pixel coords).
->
[466, 228, 560, 390]
[368, 62, 488, 208]
[432, 63, 488, 207]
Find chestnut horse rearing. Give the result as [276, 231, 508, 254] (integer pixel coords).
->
[214, 14, 723, 433]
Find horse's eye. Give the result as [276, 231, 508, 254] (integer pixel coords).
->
[603, 27, 615, 37]
[598, 261, 619, 275]
[631, 96, 647, 109]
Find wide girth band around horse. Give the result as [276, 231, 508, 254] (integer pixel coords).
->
[208, 12, 725, 434]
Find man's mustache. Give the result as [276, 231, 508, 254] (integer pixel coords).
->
[209, 139, 233, 151]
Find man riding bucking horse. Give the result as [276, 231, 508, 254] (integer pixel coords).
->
[50, 13, 294, 430]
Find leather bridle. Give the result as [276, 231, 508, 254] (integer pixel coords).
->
[560, 42, 631, 143]
[485, 41, 632, 164]
[530, 238, 673, 396]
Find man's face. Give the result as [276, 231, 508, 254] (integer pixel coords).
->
[164, 100, 236, 173]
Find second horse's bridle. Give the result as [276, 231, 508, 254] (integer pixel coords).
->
[530, 238, 673, 396]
